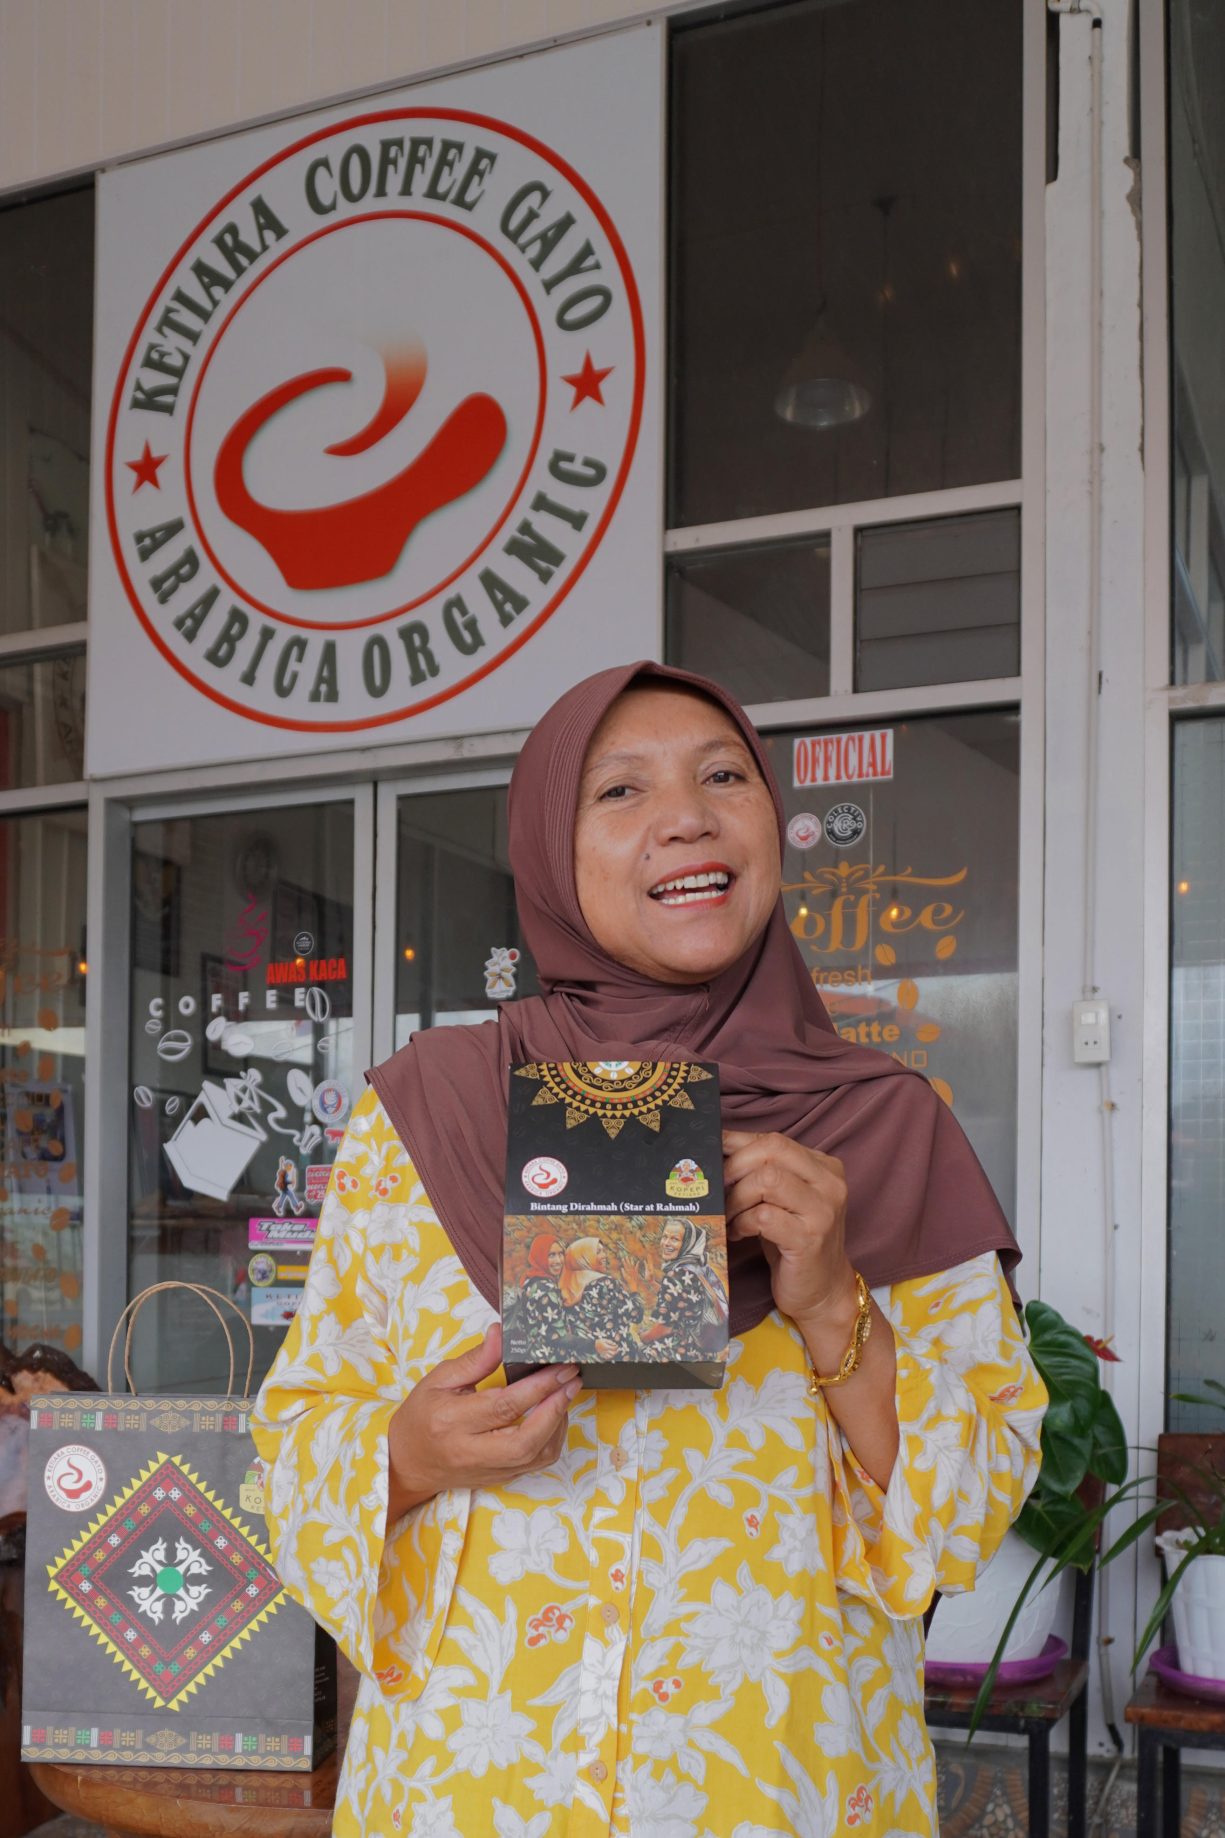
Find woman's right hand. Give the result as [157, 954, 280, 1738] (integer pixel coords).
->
[385, 1324, 582, 1526]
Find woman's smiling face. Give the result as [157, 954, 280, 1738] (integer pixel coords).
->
[660, 1221, 686, 1262]
[547, 1241, 564, 1279]
[574, 685, 780, 986]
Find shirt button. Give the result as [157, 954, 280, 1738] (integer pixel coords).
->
[589, 1760, 608, 1783]
[600, 1603, 619, 1626]
[610, 1447, 629, 1471]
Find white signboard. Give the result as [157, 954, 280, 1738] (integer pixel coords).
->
[89, 29, 663, 775]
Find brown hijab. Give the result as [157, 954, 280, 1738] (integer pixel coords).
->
[369, 660, 1019, 1335]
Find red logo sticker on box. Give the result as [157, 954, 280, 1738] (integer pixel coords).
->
[521, 1156, 568, 1198]
[45, 1446, 107, 1512]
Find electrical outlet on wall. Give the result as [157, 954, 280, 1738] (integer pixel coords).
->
[1072, 999, 1112, 1064]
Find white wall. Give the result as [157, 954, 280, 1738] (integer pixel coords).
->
[0, 0, 678, 195]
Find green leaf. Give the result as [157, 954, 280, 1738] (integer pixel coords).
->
[1097, 1498, 1169, 1567]
[1023, 1301, 1105, 1497]
[1133, 1546, 1200, 1671]
[1025, 1302, 1101, 1393]
[1171, 1390, 1225, 1415]
[1014, 1491, 1094, 1566]
[1087, 1391, 1128, 1485]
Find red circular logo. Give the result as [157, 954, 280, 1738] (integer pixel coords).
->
[107, 109, 645, 732]
[45, 1445, 107, 1512]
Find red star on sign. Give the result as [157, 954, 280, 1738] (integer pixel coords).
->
[562, 353, 613, 410]
[126, 442, 168, 492]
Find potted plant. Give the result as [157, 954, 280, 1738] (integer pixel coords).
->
[928, 1300, 1128, 1669]
[970, 1365, 1225, 1728]
[1131, 1380, 1225, 1683]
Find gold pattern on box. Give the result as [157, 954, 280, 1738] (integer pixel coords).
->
[514, 1059, 711, 1139]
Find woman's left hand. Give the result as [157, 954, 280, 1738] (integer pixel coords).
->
[722, 1130, 858, 1332]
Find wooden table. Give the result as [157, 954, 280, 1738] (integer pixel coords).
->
[28, 1661, 357, 1838]
[1125, 1670, 1225, 1838]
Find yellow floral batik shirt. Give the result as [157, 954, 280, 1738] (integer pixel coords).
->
[253, 1089, 1046, 1838]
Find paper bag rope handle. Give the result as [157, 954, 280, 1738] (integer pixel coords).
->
[107, 1281, 256, 1399]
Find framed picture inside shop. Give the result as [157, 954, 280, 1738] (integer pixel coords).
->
[271, 882, 350, 962]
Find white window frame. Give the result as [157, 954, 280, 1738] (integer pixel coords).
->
[1139, 0, 1225, 1539]
[0, 182, 93, 1366]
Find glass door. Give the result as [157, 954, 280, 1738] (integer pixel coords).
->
[373, 775, 536, 1065]
[124, 787, 372, 1391]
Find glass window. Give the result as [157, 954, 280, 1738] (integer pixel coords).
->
[127, 803, 355, 1392]
[767, 709, 1019, 1219]
[0, 648, 86, 787]
[394, 787, 537, 1048]
[666, 538, 830, 706]
[1168, 718, 1225, 1428]
[1169, 0, 1225, 684]
[856, 510, 1020, 691]
[0, 189, 94, 637]
[0, 809, 88, 1358]
[670, 0, 1023, 527]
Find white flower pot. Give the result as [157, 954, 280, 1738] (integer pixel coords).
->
[925, 1528, 1072, 1665]
[1156, 1533, 1225, 1681]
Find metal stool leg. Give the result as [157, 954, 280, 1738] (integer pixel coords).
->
[1067, 1688, 1089, 1838]
[1162, 1743, 1181, 1838]
[1136, 1729, 1160, 1838]
[1026, 1727, 1050, 1838]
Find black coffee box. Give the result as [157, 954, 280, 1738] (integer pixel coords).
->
[502, 1060, 728, 1388]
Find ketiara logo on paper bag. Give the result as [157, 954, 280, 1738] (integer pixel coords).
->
[108, 109, 644, 731]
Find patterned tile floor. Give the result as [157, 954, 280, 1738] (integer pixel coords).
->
[23, 1748, 1225, 1836]
[937, 1745, 1225, 1838]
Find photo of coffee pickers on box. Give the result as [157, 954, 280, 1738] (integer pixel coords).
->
[502, 1061, 728, 1389]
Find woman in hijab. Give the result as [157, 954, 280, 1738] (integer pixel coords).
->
[642, 1219, 729, 1361]
[254, 661, 1046, 1838]
[514, 1233, 575, 1364]
[560, 1235, 645, 1358]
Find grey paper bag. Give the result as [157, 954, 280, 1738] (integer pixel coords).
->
[21, 1283, 335, 1772]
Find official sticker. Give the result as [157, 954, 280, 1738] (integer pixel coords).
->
[786, 812, 822, 851]
[311, 1079, 349, 1125]
[293, 931, 315, 956]
[824, 803, 866, 848]
[794, 729, 894, 788]
[522, 1156, 568, 1199]
[248, 1251, 278, 1286]
[45, 1446, 107, 1512]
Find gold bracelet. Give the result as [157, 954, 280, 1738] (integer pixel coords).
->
[807, 1270, 873, 1393]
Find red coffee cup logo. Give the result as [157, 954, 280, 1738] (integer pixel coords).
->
[107, 109, 644, 732]
[522, 1156, 568, 1198]
[46, 1446, 107, 1512]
